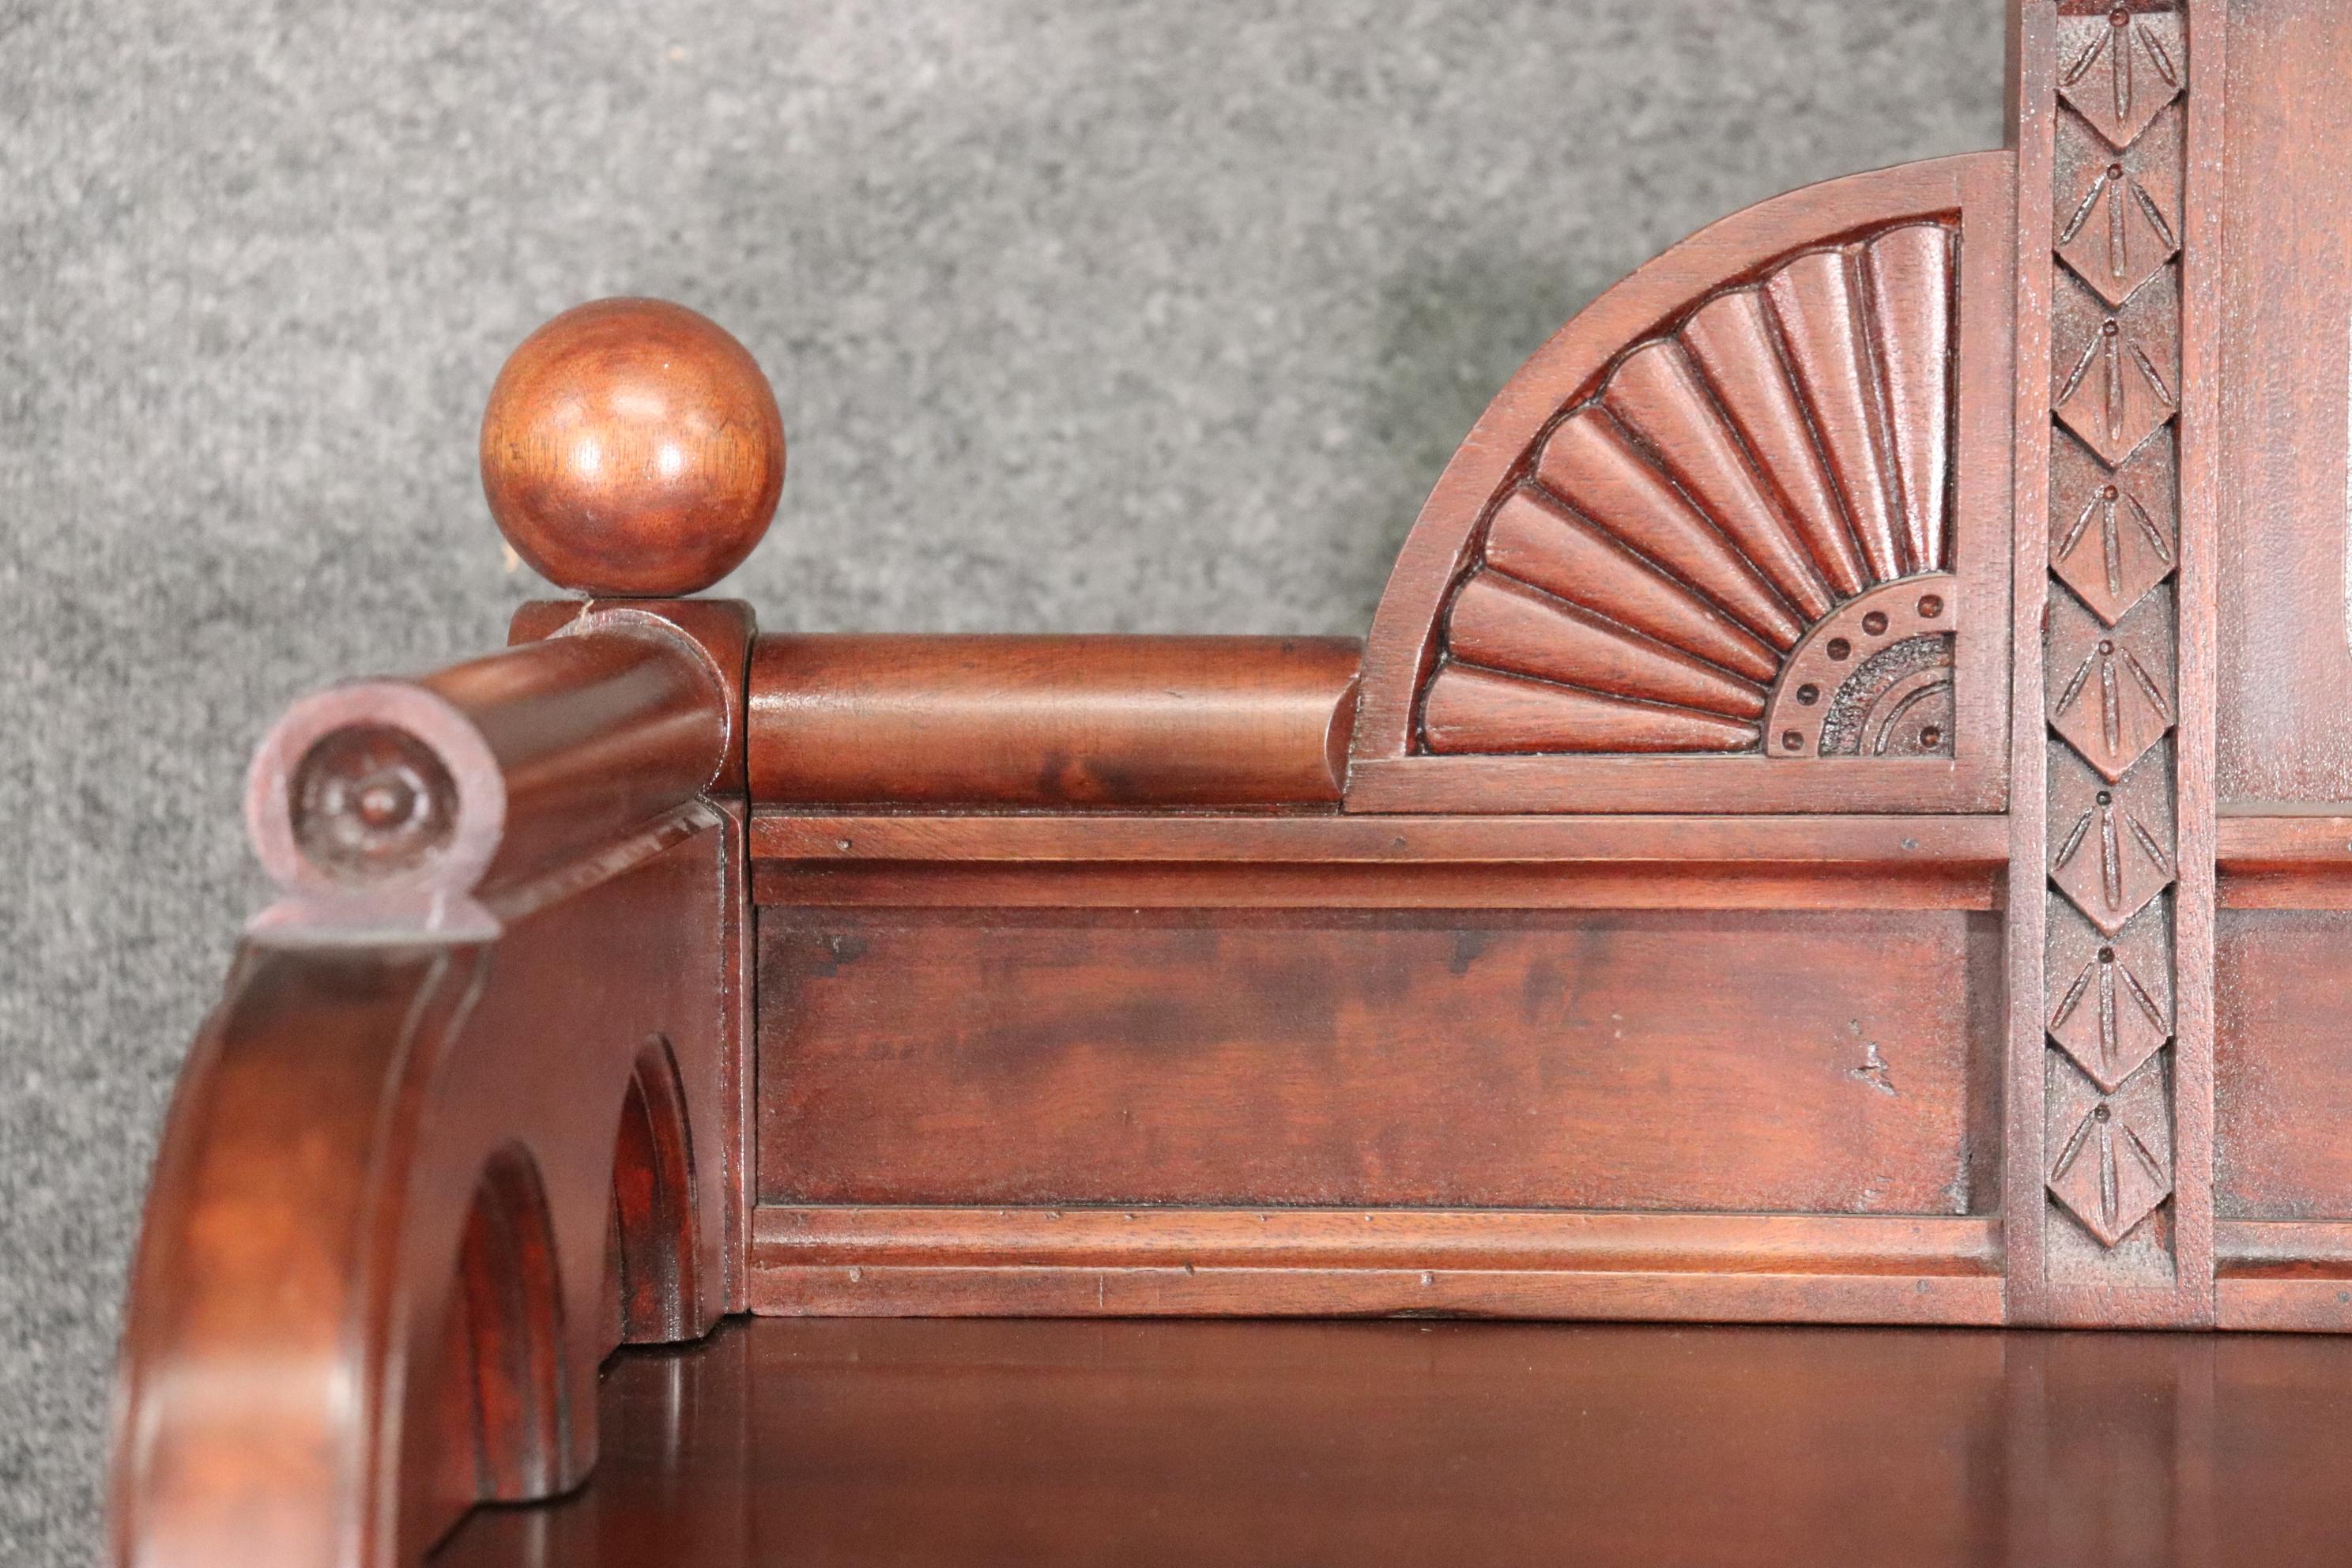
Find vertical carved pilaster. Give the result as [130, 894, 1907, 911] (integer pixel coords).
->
[2017, 0, 2215, 1316]
[2045, 0, 2184, 1258]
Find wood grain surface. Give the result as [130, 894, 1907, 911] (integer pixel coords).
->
[438, 1316, 2352, 1568]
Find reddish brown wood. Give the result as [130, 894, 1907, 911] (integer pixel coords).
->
[2003, 0, 2220, 1332]
[748, 808, 2010, 865]
[241, 615, 729, 937]
[748, 1208, 2002, 1323]
[481, 298, 784, 597]
[748, 808, 2005, 910]
[104, 5, 2352, 1564]
[1442, 571, 1770, 722]
[444, 1317, 2352, 1568]
[2214, 908, 2352, 1221]
[108, 827, 738, 1568]
[2212, 0, 2352, 806]
[1348, 151, 2015, 812]
[756, 907, 1998, 1213]
[2214, 813, 2352, 906]
[745, 634, 1360, 806]
[511, 597, 758, 793]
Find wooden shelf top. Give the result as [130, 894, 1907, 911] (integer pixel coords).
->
[441, 1316, 2352, 1567]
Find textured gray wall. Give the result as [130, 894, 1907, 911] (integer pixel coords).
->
[0, 2, 2003, 1559]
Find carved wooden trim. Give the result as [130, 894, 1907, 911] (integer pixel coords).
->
[1348, 153, 2015, 814]
[1418, 222, 1958, 760]
[2006, 0, 2220, 1325]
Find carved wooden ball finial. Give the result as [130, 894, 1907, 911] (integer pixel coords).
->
[481, 297, 785, 597]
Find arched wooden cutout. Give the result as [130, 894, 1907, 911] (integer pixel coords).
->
[608, 1035, 702, 1345]
[108, 809, 743, 1568]
[1349, 152, 2015, 814]
[454, 1144, 571, 1502]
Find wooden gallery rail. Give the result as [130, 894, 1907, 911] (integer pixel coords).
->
[104, 4, 2352, 1564]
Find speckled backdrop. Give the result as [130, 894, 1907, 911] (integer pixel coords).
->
[0, 2, 2003, 1559]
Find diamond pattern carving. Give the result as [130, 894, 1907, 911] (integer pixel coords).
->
[2049, 591, 2174, 782]
[2038, 1, 2187, 1265]
[2050, 428, 2176, 624]
[2047, 909, 2173, 1093]
[2055, 102, 2183, 306]
[2049, 748, 2173, 937]
[2046, 1056, 2173, 1247]
[2053, 270, 2179, 466]
[2056, 6, 2184, 149]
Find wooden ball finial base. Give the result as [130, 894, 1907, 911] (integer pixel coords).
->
[480, 298, 785, 597]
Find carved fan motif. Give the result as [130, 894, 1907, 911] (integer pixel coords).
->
[1419, 221, 1958, 758]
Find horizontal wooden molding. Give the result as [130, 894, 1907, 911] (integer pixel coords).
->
[749, 1207, 2004, 1324]
[752, 811, 2008, 865]
[751, 811, 2008, 909]
[753, 1206, 2000, 1275]
[2214, 1219, 2352, 1276]
[2214, 814, 2352, 906]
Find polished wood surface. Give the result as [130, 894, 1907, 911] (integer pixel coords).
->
[109, 829, 742, 1567]
[1348, 151, 2015, 814]
[756, 908, 1994, 1212]
[440, 1316, 2352, 1568]
[241, 612, 730, 938]
[481, 298, 785, 597]
[746, 633, 1359, 806]
[748, 808, 2007, 910]
[104, 2, 2352, 1563]
[2214, 0, 2352, 805]
[1418, 223, 1956, 759]
[748, 1208, 2005, 1324]
[1997, 0, 2222, 1332]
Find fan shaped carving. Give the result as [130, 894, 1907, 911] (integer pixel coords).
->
[1417, 220, 1958, 758]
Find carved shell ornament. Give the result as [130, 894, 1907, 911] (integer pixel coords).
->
[1415, 221, 1958, 758]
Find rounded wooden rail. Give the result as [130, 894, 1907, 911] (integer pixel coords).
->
[747, 633, 1363, 807]
[244, 612, 730, 937]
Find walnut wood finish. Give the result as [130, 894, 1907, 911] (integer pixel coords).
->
[106, 3, 2352, 1564]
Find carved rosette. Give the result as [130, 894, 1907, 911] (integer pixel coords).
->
[2041, 0, 2185, 1250]
[1414, 224, 1959, 758]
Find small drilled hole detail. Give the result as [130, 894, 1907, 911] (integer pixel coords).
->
[1796, 684, 1820, 706]
[1918, 594, 1944, 619]
[1862, 611, 1889, 636]
[1782, 731, 1805, 752]
[1826, 637, 1851, 662]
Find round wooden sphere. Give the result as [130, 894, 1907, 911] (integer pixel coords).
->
[480, 298, 785, 597]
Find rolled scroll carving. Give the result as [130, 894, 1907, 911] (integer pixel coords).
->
[1418, 222, 1958, 757]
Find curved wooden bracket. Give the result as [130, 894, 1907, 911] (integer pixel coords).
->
[111, 611, 750, 1567]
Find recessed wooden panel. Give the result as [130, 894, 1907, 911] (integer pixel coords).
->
[2214, 0, 2352, 805]
[757, 908, 1999, 1213]
[2217, 909, 2352, 1220]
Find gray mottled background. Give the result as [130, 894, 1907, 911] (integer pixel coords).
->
[0, 2, 2002, 1559]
